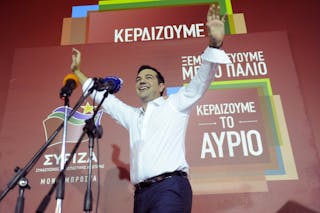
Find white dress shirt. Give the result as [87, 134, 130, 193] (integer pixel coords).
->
[83, 47, 231, 184]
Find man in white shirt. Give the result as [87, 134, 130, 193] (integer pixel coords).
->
[71, 3, 230, 213]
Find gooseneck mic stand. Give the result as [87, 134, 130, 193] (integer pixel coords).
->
[0, 78, 102, 213]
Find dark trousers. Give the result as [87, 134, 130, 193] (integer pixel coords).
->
[134, 175, 192, 213]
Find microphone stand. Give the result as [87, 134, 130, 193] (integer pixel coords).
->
[36, 127, 87, 213]
[83, 93, 106, 213]
[14, 177, 30, 213]
[55, 90, 72, 213]
[36, 89, 108, 213]
[0, 79, 101, 212]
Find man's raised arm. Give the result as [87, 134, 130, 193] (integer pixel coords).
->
[71, 48, 88, 84]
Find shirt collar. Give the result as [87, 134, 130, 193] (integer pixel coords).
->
[139, 96, 166, 113]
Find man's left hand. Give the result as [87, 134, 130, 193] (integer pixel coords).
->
[206, 3, 226, 48]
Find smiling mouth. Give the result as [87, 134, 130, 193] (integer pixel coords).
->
[138, 85, 149, 91]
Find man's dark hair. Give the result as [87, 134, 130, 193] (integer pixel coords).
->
[137, 65, 165, 96]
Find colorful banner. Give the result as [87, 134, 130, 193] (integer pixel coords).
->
[61, 2, 246, 45]
[0, 31, 306, 212]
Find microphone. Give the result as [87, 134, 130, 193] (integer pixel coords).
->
[59, 73, 79, 99]
[95, 76, 123, 94]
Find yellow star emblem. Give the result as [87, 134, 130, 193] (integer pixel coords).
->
[81, 102, 94, 114]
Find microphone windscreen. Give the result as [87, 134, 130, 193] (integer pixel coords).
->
[103, 76, 123, 94]
[63, 73, 79, 88]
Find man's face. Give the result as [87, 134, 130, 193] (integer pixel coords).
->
[135, 69, 165, 103]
